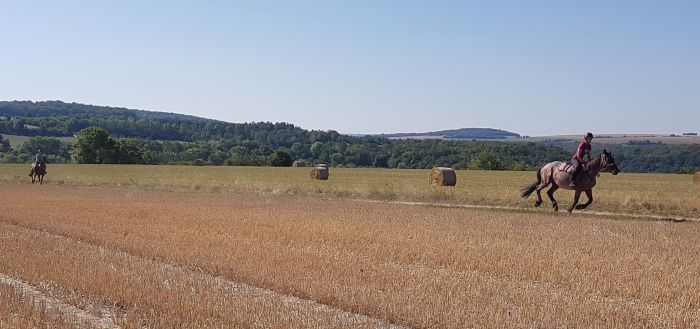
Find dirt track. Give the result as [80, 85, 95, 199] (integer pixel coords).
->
[1, 184, 699, 328]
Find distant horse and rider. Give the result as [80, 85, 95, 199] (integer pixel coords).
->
[522, 133, 620, 212]
[28, 150, 47, 184]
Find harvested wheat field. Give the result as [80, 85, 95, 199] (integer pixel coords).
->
[1, 185, 700, 328]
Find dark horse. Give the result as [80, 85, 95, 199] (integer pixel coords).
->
[29, 162, 47, 185]
[521, 150, 619, 212]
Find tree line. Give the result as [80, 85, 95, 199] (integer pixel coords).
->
[1, 101, 698, 172]
[1, 127, 699, 173]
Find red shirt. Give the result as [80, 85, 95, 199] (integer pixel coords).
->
[572, 140, 591, 161]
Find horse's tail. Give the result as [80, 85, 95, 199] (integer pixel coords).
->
[521, 168, 542, 198]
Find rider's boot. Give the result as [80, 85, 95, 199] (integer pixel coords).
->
[569, 171, 577, 188]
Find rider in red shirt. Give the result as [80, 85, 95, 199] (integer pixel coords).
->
[570, 132, 593, 187]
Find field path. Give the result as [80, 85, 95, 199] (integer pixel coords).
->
[357, 199, 700, 223]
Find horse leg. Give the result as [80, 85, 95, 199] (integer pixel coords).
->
[576, 189, 593, 210]
[568, 190, 582, 213]
[39, 174, 43, 185]
[32, 174, 35, 184]
[534, 180, 549, 208]
[547, 184, 559, 211]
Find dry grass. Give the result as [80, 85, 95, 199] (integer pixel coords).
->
[1, 185, 699, 328]
[0, 164, 697, 218]
[0, 283, 89, 329]
[0, 222, 394, 328]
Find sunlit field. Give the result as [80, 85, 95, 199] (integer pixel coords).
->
[1, 165, 698, 327]
[1, 185, 699, 328]
[0, 164, 697, 218]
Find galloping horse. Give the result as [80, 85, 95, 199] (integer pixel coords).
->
[521, 150, 619, 212]
[29, 162, 47, 185]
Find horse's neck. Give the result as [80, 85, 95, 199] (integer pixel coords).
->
[586, 156, 603, 177]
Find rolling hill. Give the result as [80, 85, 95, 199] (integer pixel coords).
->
[1, 100, 699, 173]
[377, 128, 520, 140]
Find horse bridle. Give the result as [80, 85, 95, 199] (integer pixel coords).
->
[600, 154, 619, 174]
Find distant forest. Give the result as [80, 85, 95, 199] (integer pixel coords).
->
[1, 101, 698, 173]
[377, 128, 520, 140]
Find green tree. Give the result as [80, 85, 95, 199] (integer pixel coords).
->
[112, 139, 145, 164]
[510, 162, 529, 171]
[73, 127, 115, 163]
[0, 135, 11, 153]
[19, 136, 72, 161]
[469, 150, 505, 170]
[310, 142, 323, 157]
[269, 149, 293, 167]
[208, 150, 228, 165]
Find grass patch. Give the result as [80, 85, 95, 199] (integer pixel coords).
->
[0, 164, 697, 218]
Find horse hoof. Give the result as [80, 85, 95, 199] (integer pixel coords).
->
[553, 205, 559, 212]
[535, 201, 542, 208]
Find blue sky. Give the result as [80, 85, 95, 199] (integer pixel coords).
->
[1, 1, 698, 136]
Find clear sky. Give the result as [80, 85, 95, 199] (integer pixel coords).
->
[1, 1, 698, 136]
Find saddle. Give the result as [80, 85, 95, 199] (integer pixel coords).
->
[557, 162, 576, 174]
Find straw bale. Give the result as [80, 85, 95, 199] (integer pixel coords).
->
[429, 167, 457, 186]
[310, 166, 329, 180]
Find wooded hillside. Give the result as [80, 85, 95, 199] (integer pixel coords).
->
[1, 101, 698, 173]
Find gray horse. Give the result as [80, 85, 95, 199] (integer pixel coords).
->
[521, 150, 619, 212]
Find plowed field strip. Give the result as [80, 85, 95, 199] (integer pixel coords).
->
[1, 283, 88, 329]
[6, 219, 697, 328]
[0, 222, 405, 328]
[0, 274, 120, 329]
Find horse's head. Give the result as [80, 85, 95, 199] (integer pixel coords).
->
[601, 149, 619, 175]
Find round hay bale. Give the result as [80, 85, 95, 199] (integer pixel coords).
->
[694, 172, 700, 185]
[292, 160, 306, 167]
[310, 166, 329, 180]
[429, 167, 456, 186]
[194, 159, 205, 166]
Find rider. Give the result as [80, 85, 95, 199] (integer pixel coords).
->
[29, 149, 46, 176]
[35, 149, 45, 165]
[570, 132, 593, 187]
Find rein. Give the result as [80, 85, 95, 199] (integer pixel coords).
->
[586, 155, 605, 178]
